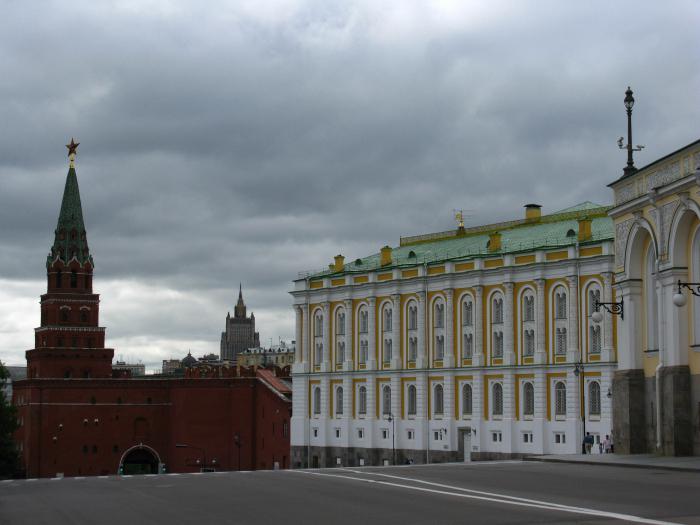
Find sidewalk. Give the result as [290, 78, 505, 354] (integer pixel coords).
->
[524, 453, 700, 472]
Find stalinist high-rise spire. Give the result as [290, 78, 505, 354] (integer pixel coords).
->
[221, 283, 259, 361]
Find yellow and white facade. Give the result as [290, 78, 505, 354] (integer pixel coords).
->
[609, 139, 700, 455]
[291, 203, 618, 467]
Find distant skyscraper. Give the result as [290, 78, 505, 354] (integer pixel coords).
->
[220, 285, 260, 361]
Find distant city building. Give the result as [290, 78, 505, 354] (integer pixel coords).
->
[1, 366, 27, 402]
[238, 341, 296, 368]
[220, 285, 260, 362]
[112, 361, 145, 377]
[161, 359, 182, 375]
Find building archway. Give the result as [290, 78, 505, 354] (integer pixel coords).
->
[119, 444, 161, 475]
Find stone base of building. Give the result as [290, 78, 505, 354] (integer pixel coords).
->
[614, 366, 694, 456]
[291, 446, 525, 468]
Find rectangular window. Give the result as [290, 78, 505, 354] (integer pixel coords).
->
[491, 431, 502, 443]
[523, 432, 533, 443]
[382, 429, 389, 440]
[312, 428, 318, 438]
[335, 428, 341, 438]
[407, 430, 415, 440]
[358, 428, 364, 439]
[433, 431, 440, 441]
[554, 432, 566, 444]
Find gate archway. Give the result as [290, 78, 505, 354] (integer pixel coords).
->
[119, 444, 161, 475]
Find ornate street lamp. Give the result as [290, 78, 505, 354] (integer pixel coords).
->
[673, 280, 700, 307]
[591, 298, 624, 323]
[618, 86, 645, 177]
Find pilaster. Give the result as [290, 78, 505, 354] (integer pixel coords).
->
[535, 279, 547, 364]
[503, 283, 516, 365]
[444, 289, 455, 368]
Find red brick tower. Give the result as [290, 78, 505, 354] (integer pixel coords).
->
[25, 140, 114, 379]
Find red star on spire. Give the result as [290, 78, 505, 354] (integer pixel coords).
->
[66, 138, 79, 156]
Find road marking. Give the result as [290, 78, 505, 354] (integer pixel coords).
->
[98, 476, 109, 479]
[296, 470, 677, 525]
[50, 478, 62, 481]
[167, 473, 180, 476]
[74, 477, 85, 480]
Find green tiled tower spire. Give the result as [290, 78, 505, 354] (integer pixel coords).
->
[47, 139, 93, 267]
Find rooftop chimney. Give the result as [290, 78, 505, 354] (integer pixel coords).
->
[524, 204, 542, 221]
[380, 245, 393, 266]
[488, 232, 502, 252]
[333, 254, 345, 272]
[578, 217, 592, 242]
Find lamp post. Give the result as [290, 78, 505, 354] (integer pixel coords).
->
[176, 443, 207, 472]
[672, 280, 700, 307]
[233, 433, 242, 471]
[619, 86, 645, 177]
[387, 412, 396, 465]
[591, 298, 624, 323]
[573, 361, 586, 454]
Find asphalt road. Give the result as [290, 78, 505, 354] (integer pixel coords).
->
[2, 461, 700, 525]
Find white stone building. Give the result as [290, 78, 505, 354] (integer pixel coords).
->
[291, 203, 617, 467]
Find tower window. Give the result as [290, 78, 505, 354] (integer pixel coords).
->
[56, 270, 62, 288]
[70, 270, 77, 288]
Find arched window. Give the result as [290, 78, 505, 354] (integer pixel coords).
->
[382, 385, 391, 416]
[314, 343, 323, 365]
[358, 386, 367, 415]
[463, 300, 473, 326]
[80, 309, 89, 323]
[492, 297, 503, 324]
[463, 333, 473, 358]
[524, 330, 535, 356]
[408, 337, 417, 362]
[435, 335, 444, 360]
[383, 306, 392, 332]
[359, 340, 368, 364]
[336, 387, 344, 415]
[434, 384, 444, 415]
[434, 303, 444, 328]
[408, 304, 418, 330]
[60, 308, 69, 323]
[336, 311, 345, 335]
[523, 383, 535, 416]
[556, 328, 567, 355]
[383, 338, 392, 363]
[588, 288, 601, 316]
[313, 387, 321, 415]
[359, 309, 368, 333]
[462, 384, 472, 416]
[407, 385, 417, 416]
[492, 383, 503, 416]
[336, 341, 345, 363]
[555, 291, 567, 319]
[555, 382, 567, 416]
[523, 295, 535, 322]
[589, 382, 601, 416]
[314, 313, 323, 336]
[589, 325, 601, 354]
[493, 332, 503, 358]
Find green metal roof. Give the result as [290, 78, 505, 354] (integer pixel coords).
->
[307, 203, 613, 278]
[47, 165, 93, 267]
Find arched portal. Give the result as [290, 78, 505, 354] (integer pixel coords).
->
[119, 445, 160, 475]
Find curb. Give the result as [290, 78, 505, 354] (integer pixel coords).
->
[523, 456, 700, 473]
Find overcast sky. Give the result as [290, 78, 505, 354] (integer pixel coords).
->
[1, 0, 698, 370]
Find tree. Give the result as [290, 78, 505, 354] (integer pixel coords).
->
[0, 361, 19, 478]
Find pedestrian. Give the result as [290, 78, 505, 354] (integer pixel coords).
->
[584, 432, 593, 454]
[603, 435, 612, 454]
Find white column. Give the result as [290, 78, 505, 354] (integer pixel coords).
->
[567, 275, 580, 362]
[320, 376, 330, 443]
[366, 375, 377, 451]
[342, 374, 352, 447]
[504, 282, 516, 365]
[391, 294, 401, 369]
[601, 273, 614, 362]
[473, 286, 484, 367]
[443, 371, 455, 439]
[391, 375, 401, 420]
[322, 302, 331, 372]
[660, 269, 690, 367]
[617, 280, 643, 370]
[344, 299, 353, 370]
[471, 371, 482, 452]
[535, 279, 547, 364]
[417, 291, 426, 368]
[302, 304, 310, 370]
[416, 373, 428, 458]
[368, 297, 377, 370]
[534, 368, 546, 453]
[567, 369, 581, 454]
[294, 306, 303, 364]
[290, 375, 309, 452]
[444, 289, 455, 368]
